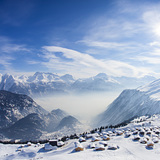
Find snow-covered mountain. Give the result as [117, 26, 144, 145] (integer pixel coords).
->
[45, 109, 69, 132]
[114, 75, 156, 89]
[0, 72, 156, 97]
[0, 90, 47, 128]
[0, 90, 86, 140]
[0, 72, 74, 97]
[2, 113, 46, 140]
[2, 113, 80, 141]
[56, 115, 81, 130]
[71, 73, 123, 92]
[95, 78, 160, 127]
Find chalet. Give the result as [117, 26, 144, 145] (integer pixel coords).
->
[89, 143, 95, 149]
[95, 144, 105, 151]
[74, 142, 84, 151]
[147, 141, 154, 148]
[108, 144, 119, 150]
[92, 136, 99, 142]
[103, 135, 110, 141]
[79, 137, 86, 142]
[140, 137, 147, 144]
[57, 141, 65, 147]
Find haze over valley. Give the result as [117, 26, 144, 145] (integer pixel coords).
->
[0, 71, 156, 122]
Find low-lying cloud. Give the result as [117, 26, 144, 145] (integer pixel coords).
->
[35, 92, 120, 123]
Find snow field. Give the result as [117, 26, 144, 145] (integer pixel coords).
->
[1, 115, 160, 160]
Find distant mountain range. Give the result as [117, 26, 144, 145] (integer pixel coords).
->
[0, 90, 83, 141]
[95, 77, 160, 127]
[0, 72, 156, 97]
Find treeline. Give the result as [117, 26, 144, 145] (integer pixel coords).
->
[0, 118, 134, 145]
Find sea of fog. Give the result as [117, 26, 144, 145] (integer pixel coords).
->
[35, 91, 120, 123]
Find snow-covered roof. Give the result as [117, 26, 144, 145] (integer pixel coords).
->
[45, 143, 57, 150]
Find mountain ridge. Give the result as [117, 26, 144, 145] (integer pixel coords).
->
[0, 72, 156, 97]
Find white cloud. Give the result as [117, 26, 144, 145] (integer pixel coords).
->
[149, 41, 160, 47]
[0, 55, 15, 73]
[1, 44, 29, 53]
[0, 35, 32, 74]
[41, 46, 152, 78]
[79, 40, 142, 52]
[147, 48, 160, 56]
[135, 56, 160, 64]
[74, 2, 160, 79]
[0, 36, 29, 53]
[0, 56, 14, 65]
[83, 18, 143, 43]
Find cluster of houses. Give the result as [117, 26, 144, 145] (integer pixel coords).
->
[73, 124, 160, 151]
[131, 125, 160, 148]
[40, 115, 160, 152]
[16, 115, 160, 153]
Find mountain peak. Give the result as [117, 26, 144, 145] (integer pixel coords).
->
[51, 109, 68, 117]
[95, 73, 108, 79]
[28, 72, 60, 83]
[60, 74, 74, 82]
[56, 115, 81, 130]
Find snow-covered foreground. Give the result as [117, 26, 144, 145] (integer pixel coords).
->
[1, 115, 160, 160]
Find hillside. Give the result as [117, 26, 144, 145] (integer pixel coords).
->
[2, 113, 46, 140]
[0, 90, 86, 140]
[0, 90, 47, 128]
[95, 78, 160, 127]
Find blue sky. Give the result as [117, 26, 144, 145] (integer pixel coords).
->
[1, 0, 160, 78]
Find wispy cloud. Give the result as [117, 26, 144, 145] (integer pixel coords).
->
[79, 40, 143, 52]
[0, 36, 29, 53]
[74, 1, 160, 79]
[0, 35, 32, 74]
[41, 46, 152, 78]
[1, 0, 160, 79]
[0, 55, 15, 73]
[82, 19, 143, 43]
[1, 44, 29, 53]
[133, 56, 160, 64]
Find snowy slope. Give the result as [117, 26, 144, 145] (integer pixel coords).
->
[96, 78, 160, 127]
[2, 113, 46, 140]
[1, 115, 160, 160]
[138, 78, 160, 100]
